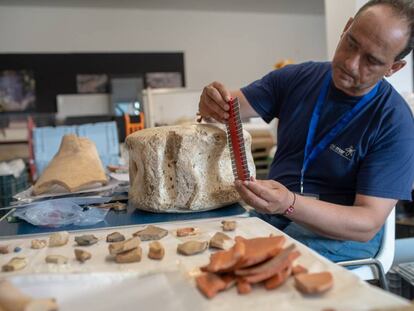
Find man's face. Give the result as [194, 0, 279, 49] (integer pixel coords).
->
[332, 5, 408, 96]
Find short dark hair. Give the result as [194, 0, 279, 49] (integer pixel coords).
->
[356, 0, 414, 60]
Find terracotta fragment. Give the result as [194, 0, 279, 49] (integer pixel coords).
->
[75, 234, 98, 246]
[108, 237, 140, 255]
[2, 257, 27, 272]
[48, 231, 69, 247]
[32, 134, 107, 195]
[294, 271, 334, 294]
[45, 255, 68, 264]
[235, 245, 300, 283]
[234, 235, 286, 268]
[133, 225, 168, 241]
[195, 273, 227, 299]
[0, 245, 11, 254]
[236, 278, 252, 295]
[176, 227, 199, 237]
[106, 232, 125, 243]
[201, 239, 246, 273]
[292, 264, 308, 275]
[220, 273, 237, 290]
[209, 232, 233, 250]
[177, 241, 208, 256]
[0, 280, 58, 311]
[31, 239, 47, 249]
[115, 247, 142, 263]
[74, 249, 92, 263]
[222, 220, 237, 231]
[264, 265, 292, 290]
[148, 241, 165, 260]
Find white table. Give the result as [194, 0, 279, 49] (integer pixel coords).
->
[0, 217, 410, 311]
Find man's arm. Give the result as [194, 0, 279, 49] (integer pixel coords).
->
[199, 81, 258, 122]
[235, 179, 396, 242]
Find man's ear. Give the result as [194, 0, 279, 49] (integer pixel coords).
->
[385, 60, 406, 77]
[341, 17, 354, 38]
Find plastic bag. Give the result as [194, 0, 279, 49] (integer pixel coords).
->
[13, 200, 109, 227]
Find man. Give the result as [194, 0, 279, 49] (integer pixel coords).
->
[198, 0, 414, 262]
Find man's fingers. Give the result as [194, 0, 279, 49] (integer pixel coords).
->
[235, 181, 269, 210]
[242, 180, 280, 202]
[199, 93, 227, 123]
[211, 81, 232, 104]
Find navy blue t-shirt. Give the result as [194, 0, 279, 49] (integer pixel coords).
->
[241, 61, 414, 205]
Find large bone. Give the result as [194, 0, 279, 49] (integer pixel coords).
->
[33, 134, 107, 195]
[126, 124, 255, 212]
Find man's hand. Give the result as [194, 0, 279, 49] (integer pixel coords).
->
[234, 177, 294, 214]
[199, 81, 231, 123]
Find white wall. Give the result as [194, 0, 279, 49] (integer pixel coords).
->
[324, 0, 413, 94]
[0, 5, 327, 90]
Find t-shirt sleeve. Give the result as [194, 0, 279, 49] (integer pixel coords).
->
[240, 63, 305, 123]
[357, 109, 414, 200]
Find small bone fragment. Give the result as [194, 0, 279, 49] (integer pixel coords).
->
[74, 234, 98, 246]
[48, 231, 69, 247]
[31, 239, 47, 249]
[148, 241, 165, 260]
[0, 280, 58, 311]
[294, 271, 334, 294]
[209, 232, 233, 250]
[45, 255, 68, 264]
[74, 249, 92, 263]
[2, 257, 27, 272]
[133, 225, 168, 241]
[115, 247, 142, 263]
[106, 232, 125, 243]
[177, 241, 208, 256]
[176, 227, 198, 237]
[108, 237, 140, 255]
[292, 264, 308, 275]
[0, 245, 11, 254]
[222, 220, 236, 231]
[96, 201, 127, 211]
[195, 273, 227, 299]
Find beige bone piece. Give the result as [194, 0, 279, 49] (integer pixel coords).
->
[115, 247, 142, 263]
[31, 239, 47, 249]
[74, 249, 92, 263]
[126, 124, 255, 212]
[133, 225, 168, 241]
[177, 241, 208, 256]
[209, 232, 233, 250]
[176, 227, 198, 237]
[0, 245, 11, 254]
[106, 232, 125, 243]
[48, 231, 69, 247]
[32, 134, 107, 195]
[45, 255, 68, 264]
[108, 237, 140, 255]
[148, 241, 165, 260]
[222, 220, 237, 231]
[0, 280, 58, 311]
[2, 257, 27, 272]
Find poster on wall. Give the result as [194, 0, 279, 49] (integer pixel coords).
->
[145, 72, 182, 88]
[0, 70, 36, 112]
[76, 74, 109, 94]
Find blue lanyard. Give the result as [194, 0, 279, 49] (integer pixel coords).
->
[300, 71, 379, 194]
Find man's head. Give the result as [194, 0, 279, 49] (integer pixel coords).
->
[332, 0, 414, 96]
